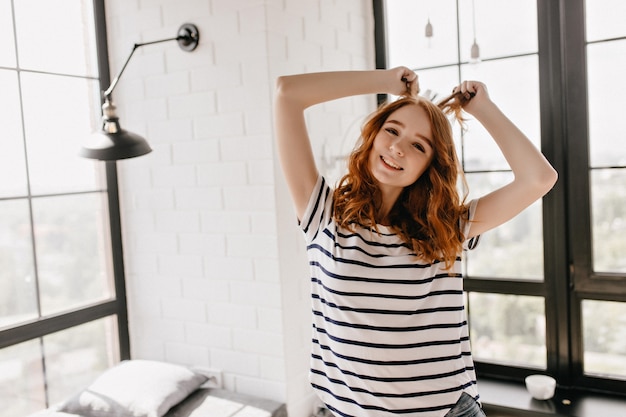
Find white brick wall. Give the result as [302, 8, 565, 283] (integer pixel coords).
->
[105, 0, 375, 415]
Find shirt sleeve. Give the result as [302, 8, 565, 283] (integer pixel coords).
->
[299, 175, 334, 244]
[463, 199, 481, 251]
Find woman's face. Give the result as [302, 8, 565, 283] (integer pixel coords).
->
[368, 104, 435, 198]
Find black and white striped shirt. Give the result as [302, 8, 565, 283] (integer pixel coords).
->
[301, 176, 480, 417]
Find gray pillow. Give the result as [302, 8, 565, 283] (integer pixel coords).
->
[59, 360, 208, 417]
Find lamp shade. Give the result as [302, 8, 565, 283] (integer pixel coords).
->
[80, 98, 152, 160]
[80, 120, 152, 160]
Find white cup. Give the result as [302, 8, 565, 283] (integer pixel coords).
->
[525, 374, 557, 400]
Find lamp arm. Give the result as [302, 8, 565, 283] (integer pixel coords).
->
[102, 23, 199, 99]
[103, 36, 179, 99]
[103, 43, 138, 99]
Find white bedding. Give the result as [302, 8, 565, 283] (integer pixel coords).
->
[28, 360, 286, 417]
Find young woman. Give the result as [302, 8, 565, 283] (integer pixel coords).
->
[273, 67, 557, 417]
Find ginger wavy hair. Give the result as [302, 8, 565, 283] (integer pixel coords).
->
[333, 91, 472, 267]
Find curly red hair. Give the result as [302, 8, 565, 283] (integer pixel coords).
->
[333, 93, 470, 267]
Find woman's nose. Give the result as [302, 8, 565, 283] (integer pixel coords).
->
[389, 139, 404, 156]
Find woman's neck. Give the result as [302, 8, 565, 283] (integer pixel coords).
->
[376, 186, 401, 224]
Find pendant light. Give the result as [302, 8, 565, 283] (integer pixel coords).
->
[424, 2, 433, 48]
[470, 0, 481, 63]
[425, 18, 433, 43]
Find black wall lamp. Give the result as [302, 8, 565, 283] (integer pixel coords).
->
[80, 23, 200, 160]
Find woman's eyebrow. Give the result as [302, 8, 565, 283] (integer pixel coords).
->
[386, 119, 433, 148]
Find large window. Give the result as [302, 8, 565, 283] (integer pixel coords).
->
[378, 0, 626, 397]
[0, 1, 129, 415]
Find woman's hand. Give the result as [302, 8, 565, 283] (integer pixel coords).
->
[451, 80, 492, 116]
[387, 67, 419, 97]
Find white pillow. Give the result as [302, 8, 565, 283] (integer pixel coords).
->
[59, 360, 208, 417]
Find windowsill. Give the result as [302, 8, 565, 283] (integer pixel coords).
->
[479, 378, 626, 417]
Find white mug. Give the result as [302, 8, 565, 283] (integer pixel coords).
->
[525, 374, 557, 400]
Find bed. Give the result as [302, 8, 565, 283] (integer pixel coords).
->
[28, 360, 287, 417]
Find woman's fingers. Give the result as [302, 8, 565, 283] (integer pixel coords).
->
[402, 70, 419, 97]
[452, 80, 486, 102]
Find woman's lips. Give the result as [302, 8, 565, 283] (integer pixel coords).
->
[381, 155, 402, 170]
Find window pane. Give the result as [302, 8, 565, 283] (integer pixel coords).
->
[0, 340, 46, 416]
[591, 169, 626, 273]
[587, 40, 626, 168]
[465, 172, 545, 280]
[13, 0, 98, 77]
[43, 316, 120, 405]
[386, 0, 459, 69]
[585, 0, 626, 42]
[0, 200, 37, 329]
[0, 0, 16, 67]
[20, 72, 104, 195]
[469, 293, 546, 368]
[0, 70, 28, 197]
[458, 0, 538, 62]
[461, 55, 540, 171]
[33, 193, 114, 316]
[414, 66, 459, 103]
[582, 300, 626, 379]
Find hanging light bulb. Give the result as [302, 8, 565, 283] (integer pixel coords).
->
[470, 40, 480, 62]
[425, 17, 433, 47]
[470, 0, 481, 63]
[425, 18, 433, 38]
[424, 1, 433, 48]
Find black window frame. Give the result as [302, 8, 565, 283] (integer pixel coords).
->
[373, 0, 626, 397]
[0, 0, 130, 407]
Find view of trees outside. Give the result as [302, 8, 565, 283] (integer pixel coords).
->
[0, 200, 37, 329]
[583, 300, 626, 379]
[43, 318, 120, 405]
[32, 193, 113, 316]
[465, 173, 544, 280]
[0, 318, 119, 416]
[468, 293, 546, 369]
[0, 340, 44, 415]
[583, 0, 626, 379]
[591, 170, 626, 273]
[587, 38, 626, 274]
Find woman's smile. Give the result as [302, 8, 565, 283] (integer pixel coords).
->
[380, 155, 403, 170]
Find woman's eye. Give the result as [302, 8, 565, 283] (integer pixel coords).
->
[385, 128, 398, 136]
[413, 143, 425, 152]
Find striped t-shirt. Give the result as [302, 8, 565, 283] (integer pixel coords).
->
[300, 176, 480, 417]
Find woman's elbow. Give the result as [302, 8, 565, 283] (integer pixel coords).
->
[518, 164, 558, 198]
[275, 75, 298, 99]
[275, 75, 287, 93]
[537, 165, 558, 195]
[274, 76, 303, 109]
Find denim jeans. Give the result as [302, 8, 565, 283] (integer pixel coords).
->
[443, 392, 486, 417]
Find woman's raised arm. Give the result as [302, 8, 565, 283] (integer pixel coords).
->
[454, 81, 558, 238]
[273, 68, 418, 220]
